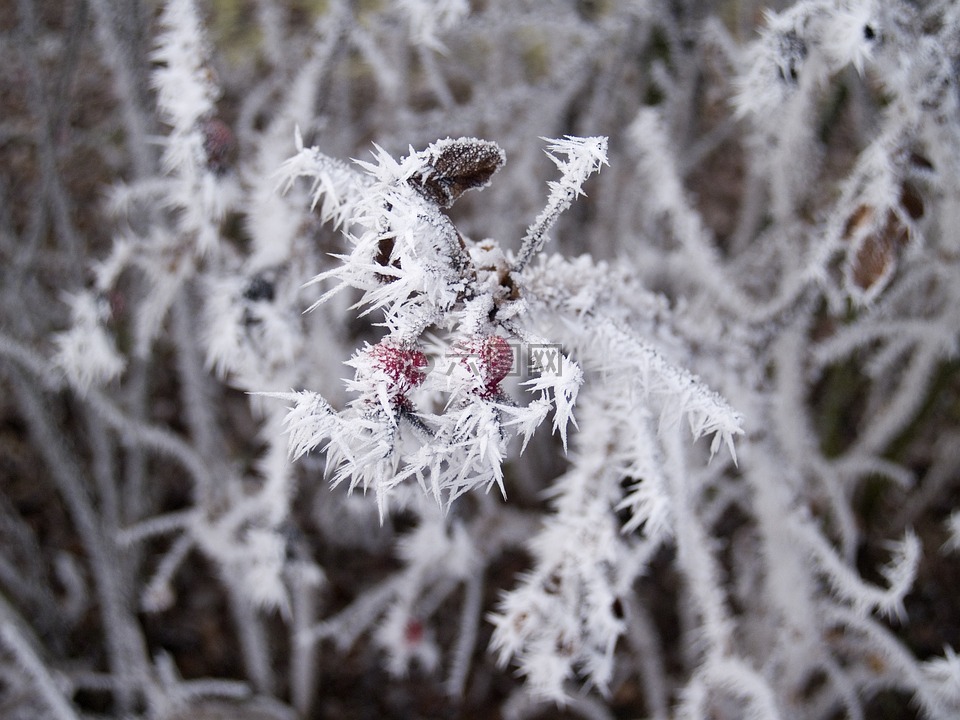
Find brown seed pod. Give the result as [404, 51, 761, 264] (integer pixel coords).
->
[408, 137, 506, 208]
[849, 209, 911, 293]
[851, 230, 896, 292]
[842, 204, 874, 242]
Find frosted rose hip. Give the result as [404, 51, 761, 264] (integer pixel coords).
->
[458, 334, 514, 397]
[368, 342, 428, 395]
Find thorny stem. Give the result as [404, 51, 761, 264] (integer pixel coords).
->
[290, 563, 323, 717]
[445, 570, 484, 700]
[15, 0, 83, 270]
[84, 388, 216, 492]
[171, 291, 221, 505]
[0, 595, 82, 720]
[5, 368, 150, 713]
[88, 0, 155, 178]
[622, 594, 670, 720]
[226, 577, 276, 694]
[513, 177, 581, 273]
[662, 428, 732, 657]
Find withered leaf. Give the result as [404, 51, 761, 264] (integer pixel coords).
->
[851, 232, 896, 292]
[850, 210, 910, 293]
[408, 137, 506, 208]
[842, 204, 874, 242]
